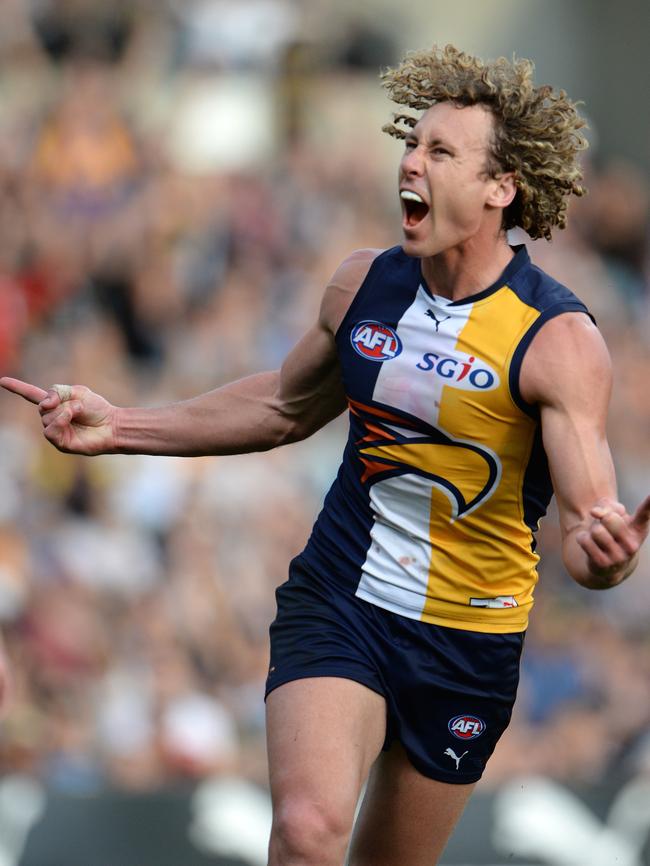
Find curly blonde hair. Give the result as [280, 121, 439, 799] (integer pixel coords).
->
[382, 44, 588, 240]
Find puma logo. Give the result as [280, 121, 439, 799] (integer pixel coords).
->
[444, 747, 468, 770]
[425, 309, 451, 332]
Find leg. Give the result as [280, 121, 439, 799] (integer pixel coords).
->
[266, 676, 386, 866]
[348, 741, 475, 866]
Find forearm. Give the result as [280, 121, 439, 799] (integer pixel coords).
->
[114, 371, 296, 457]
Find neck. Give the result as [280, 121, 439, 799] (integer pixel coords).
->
[420, 234, 515, 301]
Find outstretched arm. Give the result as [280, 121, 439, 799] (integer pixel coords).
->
[520, 312, 650, 589]
[117, 317, 346, 456]
[1, 250, 379, 458]
[2, 337, 342, 458]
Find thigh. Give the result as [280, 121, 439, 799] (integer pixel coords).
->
[266, 676, 387, 832]
[348, 741, 475, 866]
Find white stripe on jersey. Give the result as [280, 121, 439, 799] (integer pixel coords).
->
[356, 288, 473, 618]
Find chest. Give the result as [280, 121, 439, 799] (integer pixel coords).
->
[339, 284, 525, 435]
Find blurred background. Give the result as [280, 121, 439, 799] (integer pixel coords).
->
[0, 0, 648, 864]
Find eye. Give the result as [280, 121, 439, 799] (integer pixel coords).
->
[431, 146, 450, 157]
[404, 139, 417, 151]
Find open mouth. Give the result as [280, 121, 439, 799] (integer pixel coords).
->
[400, 190, 430, 227]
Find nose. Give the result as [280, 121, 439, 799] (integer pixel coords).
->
[400, 143, 425, 178]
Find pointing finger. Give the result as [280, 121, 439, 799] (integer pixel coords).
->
[630, 494, 650, 533]
[0, 377, 48, 405]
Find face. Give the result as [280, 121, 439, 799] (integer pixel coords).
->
[398, 102, 507, 258]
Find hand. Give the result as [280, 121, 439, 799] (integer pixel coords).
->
[576, 495, 650, 586]
[0, 377, 117, 456]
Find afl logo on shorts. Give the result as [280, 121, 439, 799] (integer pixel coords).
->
[448, 714, 486, 740]
[351, 321, 402, 362]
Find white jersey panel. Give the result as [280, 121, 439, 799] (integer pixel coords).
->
[372, 286, 470, 428]
[355, 288, 474, 615]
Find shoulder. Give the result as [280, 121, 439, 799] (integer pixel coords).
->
[320, 248, 386, 334]
[329, 248, 386, 289]
[520, 311, 611, 407]
[508, 251, 588, 314]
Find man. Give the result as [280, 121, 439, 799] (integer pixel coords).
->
[2, 44, 649, 866]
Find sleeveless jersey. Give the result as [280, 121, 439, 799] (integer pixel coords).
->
[300, 245, 590, 633]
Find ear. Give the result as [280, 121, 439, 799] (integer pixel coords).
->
[486, 172, 517, 210]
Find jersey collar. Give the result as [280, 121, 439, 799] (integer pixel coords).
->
[419, 245, 530, 306]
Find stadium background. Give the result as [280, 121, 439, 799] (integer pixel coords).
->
[0, 0, 648, 863]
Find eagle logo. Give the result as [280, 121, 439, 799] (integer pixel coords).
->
[349, 400, 501, 521]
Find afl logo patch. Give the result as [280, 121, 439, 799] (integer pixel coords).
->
[448, 714, 486, 740]
[351, 321, 402, 362]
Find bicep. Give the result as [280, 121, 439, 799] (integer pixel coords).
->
[273, 248, 381, 440]
[275, 322, 347, 439]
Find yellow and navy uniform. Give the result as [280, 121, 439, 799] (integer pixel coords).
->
[300, 245, 590, 634]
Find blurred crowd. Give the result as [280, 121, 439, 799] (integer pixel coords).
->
[0, 0, 648, 797]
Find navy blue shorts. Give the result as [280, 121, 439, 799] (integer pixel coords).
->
[266, 556, 524, 784]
